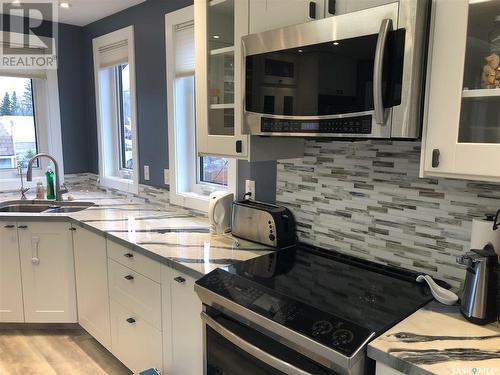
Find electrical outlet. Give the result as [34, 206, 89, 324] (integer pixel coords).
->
[245, 179, 255, 199]
[144, 165, 150, 181]
[164, 169, 169, 185]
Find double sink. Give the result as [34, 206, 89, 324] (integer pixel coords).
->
[0, 200, 94, 214]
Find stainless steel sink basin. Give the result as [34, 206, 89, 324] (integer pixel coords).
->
[0, 200, 94, 214]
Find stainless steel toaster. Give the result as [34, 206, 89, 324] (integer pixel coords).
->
[231, 200, 296, 248]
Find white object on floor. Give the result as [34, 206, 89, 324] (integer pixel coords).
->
[416, 275, 458, 306]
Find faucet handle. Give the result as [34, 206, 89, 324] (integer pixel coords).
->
[59, 183, 69, 195]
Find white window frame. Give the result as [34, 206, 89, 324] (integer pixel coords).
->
[0, 32, 63, 191]
[93, 26, 139, 194]
[166, 6, 237, 212]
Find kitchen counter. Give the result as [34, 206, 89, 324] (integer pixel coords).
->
[368, 301, 500, 375]
[0, 189, 272, 278]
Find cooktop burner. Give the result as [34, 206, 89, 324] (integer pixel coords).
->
[196, 244, 436, 357]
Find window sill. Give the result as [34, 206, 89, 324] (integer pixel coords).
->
[100, 175, 138, 194]
[171, 191, 213, 212]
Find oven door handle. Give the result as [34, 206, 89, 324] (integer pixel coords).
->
[373, 18, 392, 125]
[201, 312, 313, 375]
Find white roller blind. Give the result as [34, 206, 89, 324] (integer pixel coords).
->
[174, 21, 194, 77]
[97, 39, 129, 69]
[0, 42, 47, 79]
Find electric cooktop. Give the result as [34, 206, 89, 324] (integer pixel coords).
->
[196, 244, 438, 358]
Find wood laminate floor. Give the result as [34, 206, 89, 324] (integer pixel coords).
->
[0, 328, 132, 375]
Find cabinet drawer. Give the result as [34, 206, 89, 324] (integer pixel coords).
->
[108, 259, 161, 329]
[107, 239, 161, 282]
[110, 299, 162, 374]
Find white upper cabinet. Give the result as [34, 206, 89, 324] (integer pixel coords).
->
[330, 0, 395, 17]
[195, 0, 304, 160]
[0, 223, 24, 323]
[422, 0, 500, 181]
[249, 0, 324, 33]
[18, 222, 77, 323]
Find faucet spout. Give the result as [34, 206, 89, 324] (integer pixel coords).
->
[26, 153, 67, 201]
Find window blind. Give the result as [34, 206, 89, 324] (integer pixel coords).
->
[174, 21, 194, 77]
[0, 42, 47, 79]
[97, 39, 129, 69]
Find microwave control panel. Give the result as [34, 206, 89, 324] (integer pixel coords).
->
[261, 115, 372, 134]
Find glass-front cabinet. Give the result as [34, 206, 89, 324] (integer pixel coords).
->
[195, 0, 304, 160]
[422, 0, 500, 180]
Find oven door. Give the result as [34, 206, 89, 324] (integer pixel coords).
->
[202, 307, 338, 375]
[242, 1, 427, 139]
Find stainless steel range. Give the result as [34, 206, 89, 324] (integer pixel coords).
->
[195, 244, 437, 375]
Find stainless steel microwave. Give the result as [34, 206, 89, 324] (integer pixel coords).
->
[242, 0, 429, 139]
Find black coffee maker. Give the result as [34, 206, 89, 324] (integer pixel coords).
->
[457, 244, 499, 325]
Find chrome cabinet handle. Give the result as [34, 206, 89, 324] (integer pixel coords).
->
[124, 274, 134, 281]
[200, 312, 312, 375]
[174, 276, 186, 284]
[31, 236, 40, 265]
[126, 317, 136, 324]
[373, 18, 392, 125]
[4, 224, 15, 229]
[18, 225, 28, 229]
[123, 252, 134, 258]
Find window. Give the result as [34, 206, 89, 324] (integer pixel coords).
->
[116, 64, 133, 171]
[166, 6, 236, 212]
[0, 32, 64, 191]
[93, 27, 138, 194]
[0, 76, 37, 169]
[200, 156, 228, 185]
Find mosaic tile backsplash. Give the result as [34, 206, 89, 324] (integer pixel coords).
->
[276, 140, 500, 288]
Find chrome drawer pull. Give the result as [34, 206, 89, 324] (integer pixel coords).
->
[124, 274, 134, 281]
[126, 317, 136, 324]
[123, 253, 134, 258]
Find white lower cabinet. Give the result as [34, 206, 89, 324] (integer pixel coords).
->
[162, 265, 203, 375]
[376, 362, 405, 375]
[0, 222, 24, 322]
[17, 221, 77, 323]
[110, 298, 163, 373]
[73, 226, 111, 349]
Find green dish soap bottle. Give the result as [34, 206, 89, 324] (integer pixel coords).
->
[46, 166, 55, 200]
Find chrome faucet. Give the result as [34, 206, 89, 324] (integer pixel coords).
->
[18, 164, 29, 200]
[26, 153, 68, 201]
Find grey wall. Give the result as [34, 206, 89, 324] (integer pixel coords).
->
[83, 0, 193, 187]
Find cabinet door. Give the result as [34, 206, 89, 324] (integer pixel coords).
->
[18, 222, 77, 323]
[109, 299, 163, 373]
[73, 226, 111, 349]
[0, 222, 24, 322]
[423, 0, 500, 180]
[376, 362, 406, 375]
[195, 0, 249, 157]
[249, 0, 324, 33]
[330, 0, 394, 17]
[167, 269, 203, 375]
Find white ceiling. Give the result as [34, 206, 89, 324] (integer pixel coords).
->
[57, 0, 146, 26]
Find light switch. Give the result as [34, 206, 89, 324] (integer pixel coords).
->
[144, 165, 150, 181]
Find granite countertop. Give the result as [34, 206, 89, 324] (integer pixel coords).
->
[0, 189, 273, 278]
[368, 302, 500, 375]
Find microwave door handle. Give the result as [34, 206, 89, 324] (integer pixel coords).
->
[201, 312, 313, 375]
[373, 18, 392, 125]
